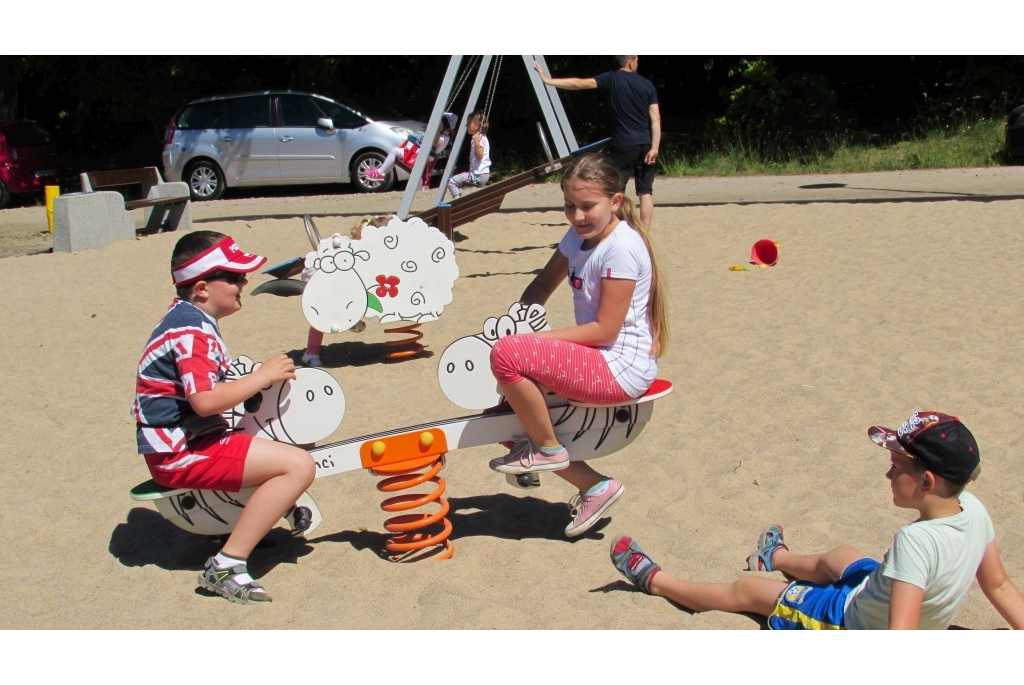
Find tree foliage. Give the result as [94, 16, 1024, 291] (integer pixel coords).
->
[3, 55, 1024, 185]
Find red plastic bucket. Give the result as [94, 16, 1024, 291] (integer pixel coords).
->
[751, 239, 779, 266]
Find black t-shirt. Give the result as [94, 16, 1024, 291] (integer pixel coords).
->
[594, 70, 659, 149]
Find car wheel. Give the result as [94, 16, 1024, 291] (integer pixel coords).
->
[0, 179, 10, 209]
[184, 159, 226, 201]
[351, 151, 394, 193]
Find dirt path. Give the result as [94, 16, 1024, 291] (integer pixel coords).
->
[3, 167, 1024, 260]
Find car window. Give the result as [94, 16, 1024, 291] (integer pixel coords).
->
[220, 95, 271, 129]
[278, 94, 328, 127]
[2, 123, 51, 147]
[313, 97, 368, 130]
[177, 102, 222, 130]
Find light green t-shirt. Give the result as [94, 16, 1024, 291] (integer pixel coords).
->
[844, 491, 995, 630]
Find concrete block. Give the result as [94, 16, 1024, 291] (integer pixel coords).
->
[141, 200, 192, 233]
[52, 191, 136, 253]
[142, 181, 192, 232]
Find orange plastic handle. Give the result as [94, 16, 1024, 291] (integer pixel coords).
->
[360, 429, 448, 469]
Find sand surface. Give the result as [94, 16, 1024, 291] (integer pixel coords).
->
[2, 171, 1023, 634]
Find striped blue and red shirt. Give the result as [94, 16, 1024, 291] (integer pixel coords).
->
[132, 299, 231, 454]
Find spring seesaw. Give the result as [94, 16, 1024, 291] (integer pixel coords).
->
[129, 218, 671, 560]
[129, 304, 672, 561]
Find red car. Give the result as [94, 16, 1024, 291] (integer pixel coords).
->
[0, 120, 60, 209]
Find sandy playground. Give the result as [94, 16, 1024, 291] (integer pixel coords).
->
[1, 172, 1023, 643]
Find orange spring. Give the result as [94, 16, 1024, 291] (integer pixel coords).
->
[384, 322, 425, 359]
[371, 452, 454, 561]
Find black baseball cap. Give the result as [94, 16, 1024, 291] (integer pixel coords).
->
[867, 411, 980, 485]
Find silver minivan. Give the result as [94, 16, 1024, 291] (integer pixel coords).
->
[162, 90, 428, 200]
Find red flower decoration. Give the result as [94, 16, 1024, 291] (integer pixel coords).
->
[374, 274, 400, 298]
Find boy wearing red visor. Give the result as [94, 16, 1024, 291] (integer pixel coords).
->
[133, 231, 315, 605]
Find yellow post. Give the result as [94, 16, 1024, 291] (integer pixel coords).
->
[45, 185, 61, 233]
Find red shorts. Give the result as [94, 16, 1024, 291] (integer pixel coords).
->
[401, 141, 420, 167]
[144, 431, 253, 491]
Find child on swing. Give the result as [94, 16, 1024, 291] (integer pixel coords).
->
[446, 110, 492, 200]
[133, 230, 316, 605]
[487, 152, 668, 538]
[364, 112, 458, 188]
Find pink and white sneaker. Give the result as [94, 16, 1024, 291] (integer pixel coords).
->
[489, 440, 569, 474]
[565, 479, 625, 538]
[364, 168, 385, 181]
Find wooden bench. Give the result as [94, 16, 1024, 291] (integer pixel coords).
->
[81, 167, 191, 229]
[53, 166, 192, 252]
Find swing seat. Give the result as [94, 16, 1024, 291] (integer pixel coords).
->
[129, 479, 323, 537]
[567, 378, 673, 408]
[392, 139, 443, 190]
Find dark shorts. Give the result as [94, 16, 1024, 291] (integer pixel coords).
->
[609, 145, 654, 196]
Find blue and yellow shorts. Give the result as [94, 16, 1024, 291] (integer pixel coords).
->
[767, 558, 880, 630]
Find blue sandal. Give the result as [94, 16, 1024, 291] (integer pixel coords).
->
[610, 534, 661, 593]
[746, 524, 787, 572]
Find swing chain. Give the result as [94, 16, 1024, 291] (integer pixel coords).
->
[483, 56, 502, 124]
[446, 55, 480, 111]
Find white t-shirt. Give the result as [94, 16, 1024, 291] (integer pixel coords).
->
[843, 491, 995, 630]
[558, 220, 656, 397]
[469, 135, 491, 175]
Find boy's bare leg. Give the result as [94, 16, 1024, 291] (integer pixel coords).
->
[613, 535, 785, 617]
[221, 439, 316, 559]
[769, 544, 863, 585]
[648, 572, 788, 617]
[652, 544, 867, 618]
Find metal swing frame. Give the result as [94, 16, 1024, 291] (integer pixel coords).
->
[397, 55, 585, 222]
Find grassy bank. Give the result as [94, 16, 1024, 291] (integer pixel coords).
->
[657, 117, 1009, 177]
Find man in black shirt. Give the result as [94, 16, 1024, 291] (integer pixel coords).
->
[536, 56, 661, 230]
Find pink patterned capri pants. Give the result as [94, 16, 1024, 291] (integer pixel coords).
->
[490, 334, 632, 404]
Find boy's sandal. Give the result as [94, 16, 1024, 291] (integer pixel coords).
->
[198, 562, 273, 605]
[610, 534, 661, 594]
[745, 524, 787, 572]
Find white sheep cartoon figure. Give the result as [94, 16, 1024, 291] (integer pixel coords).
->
[299, 216, 458, 333]
[354, 216, 459, 324]
[438, 302, 551, 410]
[301, 233, 381, 334]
